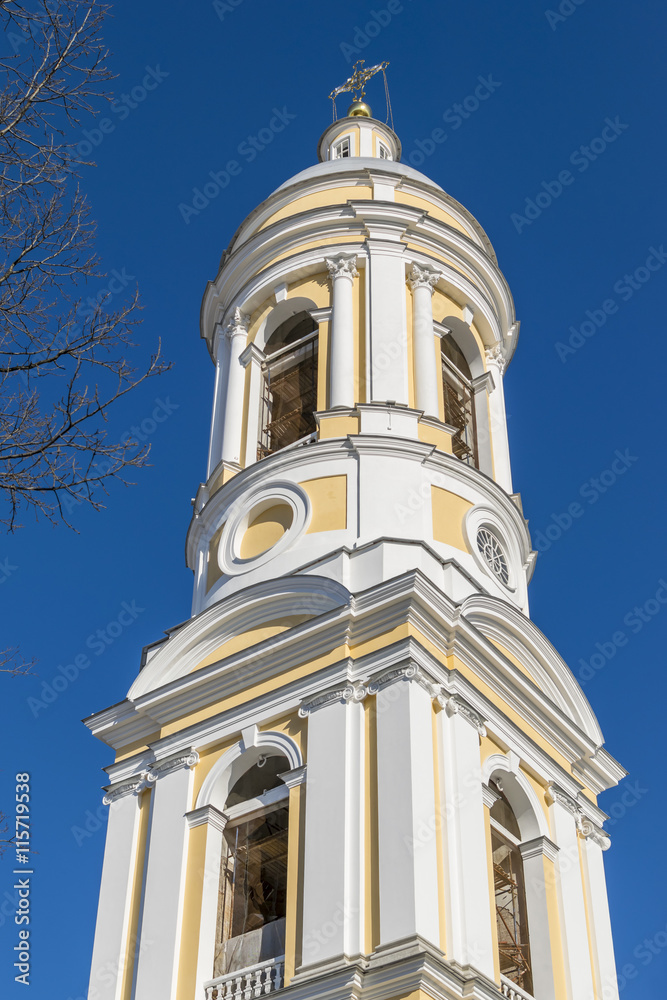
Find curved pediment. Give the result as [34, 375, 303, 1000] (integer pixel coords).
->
[461, 594, 603, 745]
[129, 575, 350, 699]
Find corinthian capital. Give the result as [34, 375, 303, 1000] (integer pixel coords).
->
[408, 263, 441, 293]
[485, 344, 507, 374]
[225, 307, 250, 339]
[325, 254, 358, 282]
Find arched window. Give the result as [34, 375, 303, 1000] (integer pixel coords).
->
[214, 754, 290, 977]
[490, 780, 533, 995]
[259, 311, 318, 459]
[441, 335, 479, 468]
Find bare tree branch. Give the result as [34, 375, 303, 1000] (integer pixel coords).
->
[0, 1, 169, 530]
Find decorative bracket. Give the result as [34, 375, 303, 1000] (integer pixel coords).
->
[146, 751, 200, 783]
[299, 683, 366, 718]
[444, 695, 487, 736]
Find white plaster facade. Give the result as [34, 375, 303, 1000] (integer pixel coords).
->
[85, 113, 625, 1000]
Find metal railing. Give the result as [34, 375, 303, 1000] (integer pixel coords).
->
[204, 955, 285, 1000]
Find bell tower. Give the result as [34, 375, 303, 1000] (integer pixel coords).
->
[86, 71, 625, 1000]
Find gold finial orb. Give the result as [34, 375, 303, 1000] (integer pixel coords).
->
[347, 100, 372, 118]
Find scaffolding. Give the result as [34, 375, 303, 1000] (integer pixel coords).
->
[492, 836, 533, 995]
[259, 334, 318, 459]
[441, 353, 478, 468]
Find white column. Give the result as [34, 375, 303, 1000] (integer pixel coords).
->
[520, 836, 560, 1000]
[300, 686, 365, 968]
[367, 241, 409, 405]
[485, 346, 512, 493]
[240, 342, 266, 467]
[438, 696, 495, 977]
[134, 752, 199, 1000]
[88, 781, 144, 1000]
[548, 785, 596, 1000]
[371, 668, 440, 950]
[206, 325, 229, 478]
[581, 823, 619, 1000]
[187, 805, 227, 989]
[408, 264, 441, 418]
[325, 254, 358, 409]
[220, 309, 250, 466]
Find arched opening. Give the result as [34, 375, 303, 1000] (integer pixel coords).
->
[441, 333, 479, 468]
[490, 779, 533, 995]
[259, 311, 318, 458]
[214, 753, 290, 977]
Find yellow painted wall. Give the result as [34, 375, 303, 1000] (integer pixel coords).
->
[190, 615, 315, 675]
[418, 421, 453, 453]
[395, 191, 472, 238]
[364, 697, 380, 954]
[176, 821, 208, 996]
[257, 185, 374, 232]
[431, 486, 472, 550]
[406, 283, 416, 409]
[318, 414, 360, 439]
[120, 789, 152, 1000]
[300, 475, 347, 533]
[239, 504, 293, 560]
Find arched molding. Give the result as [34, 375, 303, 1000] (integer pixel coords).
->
[196, 730, 303, 813]
[255, 295, 321, 353]
[483, 752, 549, 842]
[440, 315, 485, 379]
[463, 594, 603, 745]
[128, 575, 350, 699]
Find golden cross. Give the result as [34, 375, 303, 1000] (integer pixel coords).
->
[329, 60, 389, 103]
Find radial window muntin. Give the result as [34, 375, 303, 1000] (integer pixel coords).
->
[476, 527, 510, 585]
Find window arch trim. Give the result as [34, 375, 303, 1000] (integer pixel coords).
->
[196, 730, 303, 813]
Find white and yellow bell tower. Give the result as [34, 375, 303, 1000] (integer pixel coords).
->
[85, 68, 625, 1000]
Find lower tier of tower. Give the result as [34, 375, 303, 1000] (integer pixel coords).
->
[86, 568, 622, 1000]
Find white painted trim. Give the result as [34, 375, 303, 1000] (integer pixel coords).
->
[196, 731, 303, 812]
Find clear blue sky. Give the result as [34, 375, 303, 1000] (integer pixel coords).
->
[1, 0, 665, 995]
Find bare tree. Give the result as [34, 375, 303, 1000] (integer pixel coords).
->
[0, 0, 168, 531]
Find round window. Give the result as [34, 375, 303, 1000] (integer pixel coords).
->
[476, 528, 509, 585]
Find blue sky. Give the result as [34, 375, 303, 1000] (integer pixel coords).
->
[1, 0, 665, 995]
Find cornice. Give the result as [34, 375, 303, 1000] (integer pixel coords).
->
[445, 694, 487, 736]
[279, 764, 307, 789]
[200, 193, 513, 357]
[186, 434, 531, 564]
[186, 804, 227, 832]
[519, 835, 560, 864]
[146, 750, 199, 782]
[91, 571, 621, 808]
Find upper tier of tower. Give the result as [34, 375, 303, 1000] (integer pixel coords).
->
[189, 110, 530, 619]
